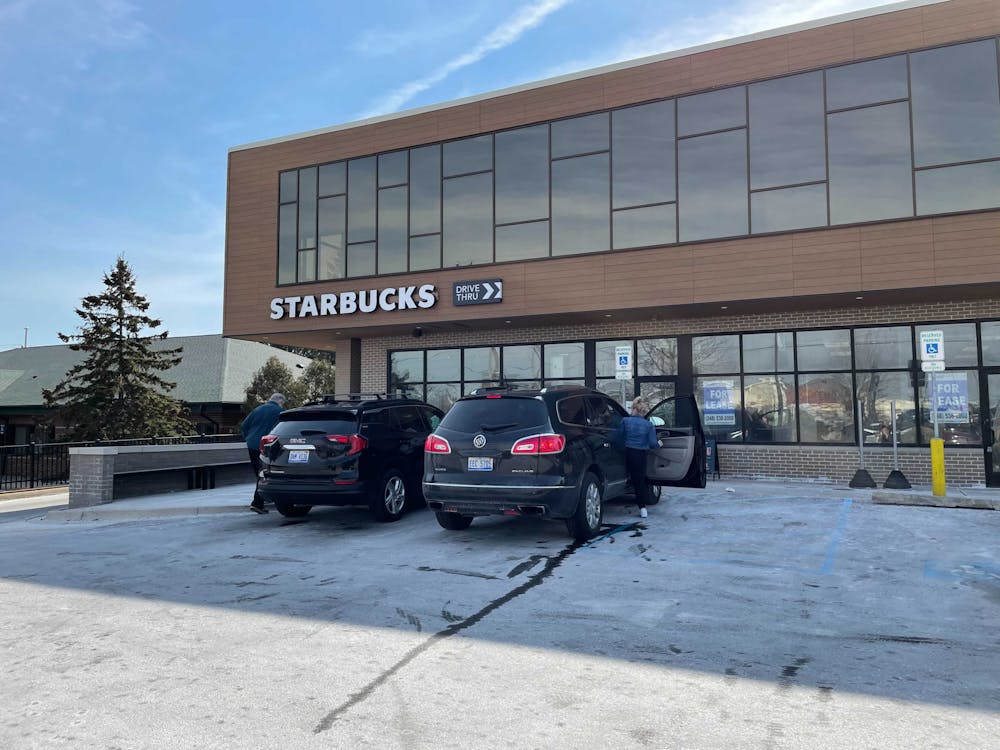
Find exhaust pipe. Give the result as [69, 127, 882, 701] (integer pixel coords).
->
[518, 505, 546, 516]
[428, 501, 444, 510]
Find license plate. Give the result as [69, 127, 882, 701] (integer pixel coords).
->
[468, 456, 493, 471]
[288, 450, 310, 464]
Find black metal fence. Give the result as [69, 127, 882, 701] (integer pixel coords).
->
[0, 434, 244, 493]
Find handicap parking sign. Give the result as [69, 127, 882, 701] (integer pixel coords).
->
[919, 330, 944, 361]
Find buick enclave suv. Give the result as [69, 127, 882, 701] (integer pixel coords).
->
[422, 385, 705, 540]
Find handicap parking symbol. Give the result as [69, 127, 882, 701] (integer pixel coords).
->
[925, 343, 939, 355]
[618, 355, 629, 366]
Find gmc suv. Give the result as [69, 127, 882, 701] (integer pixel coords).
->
[257, 394, 443, 522]
[422, 385, 705, 540]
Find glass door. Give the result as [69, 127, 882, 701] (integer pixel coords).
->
[983, 371, 1000, 486]
[637, 378, 675, 408]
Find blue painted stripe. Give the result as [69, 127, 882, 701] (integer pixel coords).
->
[818, 498, 853, 575]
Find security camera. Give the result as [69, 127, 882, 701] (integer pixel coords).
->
[412, 327, 424, 338]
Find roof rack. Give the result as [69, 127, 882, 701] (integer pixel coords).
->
[320, 392, 385, 402]
[470, 384, 523, 396]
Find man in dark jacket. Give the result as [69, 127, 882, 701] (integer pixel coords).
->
[240, 393, 285, 513]
[614, 398, 659, 518]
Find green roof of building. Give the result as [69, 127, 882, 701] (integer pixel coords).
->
[0, 335, 313, 408]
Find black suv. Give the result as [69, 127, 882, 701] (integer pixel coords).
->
[423, 385, 705, 540]
[257, 394, 443, 521]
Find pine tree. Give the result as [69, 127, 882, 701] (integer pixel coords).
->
[43, 257, 192, 440]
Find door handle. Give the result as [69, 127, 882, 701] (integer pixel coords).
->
[602, 442, 611, 448]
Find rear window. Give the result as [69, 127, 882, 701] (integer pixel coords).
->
[439, 397, 548, 433]
[272, 410, 358, 437]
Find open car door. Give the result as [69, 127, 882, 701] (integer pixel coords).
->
[645, 394, 707, 488]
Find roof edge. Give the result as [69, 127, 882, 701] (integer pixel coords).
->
[229, 0, 946, 154]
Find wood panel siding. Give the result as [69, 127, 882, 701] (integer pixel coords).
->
[225, 0, 1000, 341]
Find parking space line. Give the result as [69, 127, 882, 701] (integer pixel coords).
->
[817, 498, 853, 575]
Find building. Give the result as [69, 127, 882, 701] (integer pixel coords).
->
[223, 0, 1000, 486]
[0, 335, 312, 443]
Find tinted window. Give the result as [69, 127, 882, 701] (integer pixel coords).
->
[826, 55, 907, 111]
[347, 242, 375, 277]
[915, 323, 978, 368]
[557, 396, 589, 426]
[545, 343, 585, 379]
[496, 125, 549, 224]
[318, 196, 345, 279]
[743, 332, 794, 372]
[749, 72, 825, 189]
[854, 326, 911, 369]
[552, 113, 608, 158]
[319, 162, 346, 196]
[443, 135, 492, 176]
[911, 40, 1000, 167]
[278, 203, 297, 284]
[496, 221, 549, 262]
[409, 145, 441, 235]
[279, 170, 298, 203]
[377, 186, 407, 274]
[443, 172, 493, 267]
[797, 329, 852, 371]
[637, 338, 678, 377]
[744, 375, 797, 442]
[297, 249, 316, 283]
[982, 321, 1000, 365]
[693, 335, 740, 374]
[857, 371, 915, 444]
[391, 351, 424, 383]
[552, 153, 609, 255]
[409, 234, 440, 271]
[678, 130, 748, 241]
[441, 398, 548, 432]
[613, 204, 676, 250]
[298, 167, 317, 249]
[612, 101, 675, 208]
[828, 102, 912, 225]
[751, 184, 827, 233]
[426, 349, 460, 381]
[347, 157, 376, 243]
[378, 151, 408, 187]
[798, 372, 854, 442]
[916, 161, 1000, 216]
[420, 406, 443, 430]
[678, 86, 746, 136]
[503, 345, 541, 379]
[273, 411, 358, 435]
[649, 396, 699, 431]
[464, 347, 500, 381]
[392, 406, 425, 433]
[586, 396, 623, 428]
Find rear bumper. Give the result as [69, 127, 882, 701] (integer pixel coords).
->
[422, 479, 579, 518]
[257, 476, 371, 505]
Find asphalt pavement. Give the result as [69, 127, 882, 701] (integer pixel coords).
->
[0, 480, 998, 749]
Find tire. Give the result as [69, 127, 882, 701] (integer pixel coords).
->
[435, 511, 473, 530]
[682, 438, 708, 488]
[370, 469, 407, 522]
[274, 501, 312, 518]
[565, 472, 603, 541]
[647, 484, 662, 505]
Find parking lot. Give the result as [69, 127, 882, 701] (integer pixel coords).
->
[1, 481, 998, 749]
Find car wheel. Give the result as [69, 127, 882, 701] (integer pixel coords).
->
[370, 469, 407, 522]
[566, 472, 602, 541]
[274, 501, 312, 518]
[648, 484, 662, 505]
[435, 511, 473, 530]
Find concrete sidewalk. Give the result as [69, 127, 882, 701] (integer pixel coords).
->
[3, 478, 996, 523]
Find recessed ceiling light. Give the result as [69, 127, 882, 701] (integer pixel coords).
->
[855, 296, 864, 300]
[505, 320, 511, 324]
[721, 306, 728, 310]
[604, 314, 612, 318]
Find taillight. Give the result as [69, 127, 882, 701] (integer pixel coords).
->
[424, 434, 451, 454]
[511, 433, 565, 455]
[325, 434, 367, 455]
[259, 434, 278, 454]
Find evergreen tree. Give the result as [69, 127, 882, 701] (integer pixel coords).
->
[298, 359, 337, 402]
[43, 257, 191, 440]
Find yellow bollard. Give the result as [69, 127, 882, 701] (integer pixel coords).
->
[930, 438, 946, 497]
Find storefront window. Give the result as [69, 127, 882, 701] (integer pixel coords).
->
[854, 326, 911, 369]
[982, 321, 1000, 366]
[919, 370, 981, 445]
[743, 374, 797, 442]
[797, 329, 851, 371]
[390, 351, 424, 389]
[695, 376, 743, 443]
[544, 343, 584, 380]
[857, 371, 915, 444]
[464, 347, 500, 382]
[427, 349, 460, 382]
[915, 323, 978, 368]
[798, 372, 854, 443]
[597, 378, 632, 407]
[693, 335, 740, 375]
[742, 332, 794, 373]
[503, 345, 541, 380]
[637, 338, 678, 377]
[596, 340, 632, 378]
[426, 383, 461, 412]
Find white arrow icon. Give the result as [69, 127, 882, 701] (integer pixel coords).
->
[482, 281, 503, 300]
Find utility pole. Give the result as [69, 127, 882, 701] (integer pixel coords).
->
[23, 327, 28, 348]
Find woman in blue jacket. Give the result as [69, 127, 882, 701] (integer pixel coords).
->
[614, 399, 659, 519]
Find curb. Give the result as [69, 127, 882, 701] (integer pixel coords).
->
[44, 505, 250, 522]
[872, 491, 1000, 511]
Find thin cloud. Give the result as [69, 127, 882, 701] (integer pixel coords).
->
[542, 0, 904, 80]
[359, 0, 573, 118]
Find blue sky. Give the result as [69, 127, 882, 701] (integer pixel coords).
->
[0, 0, 901, 350]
